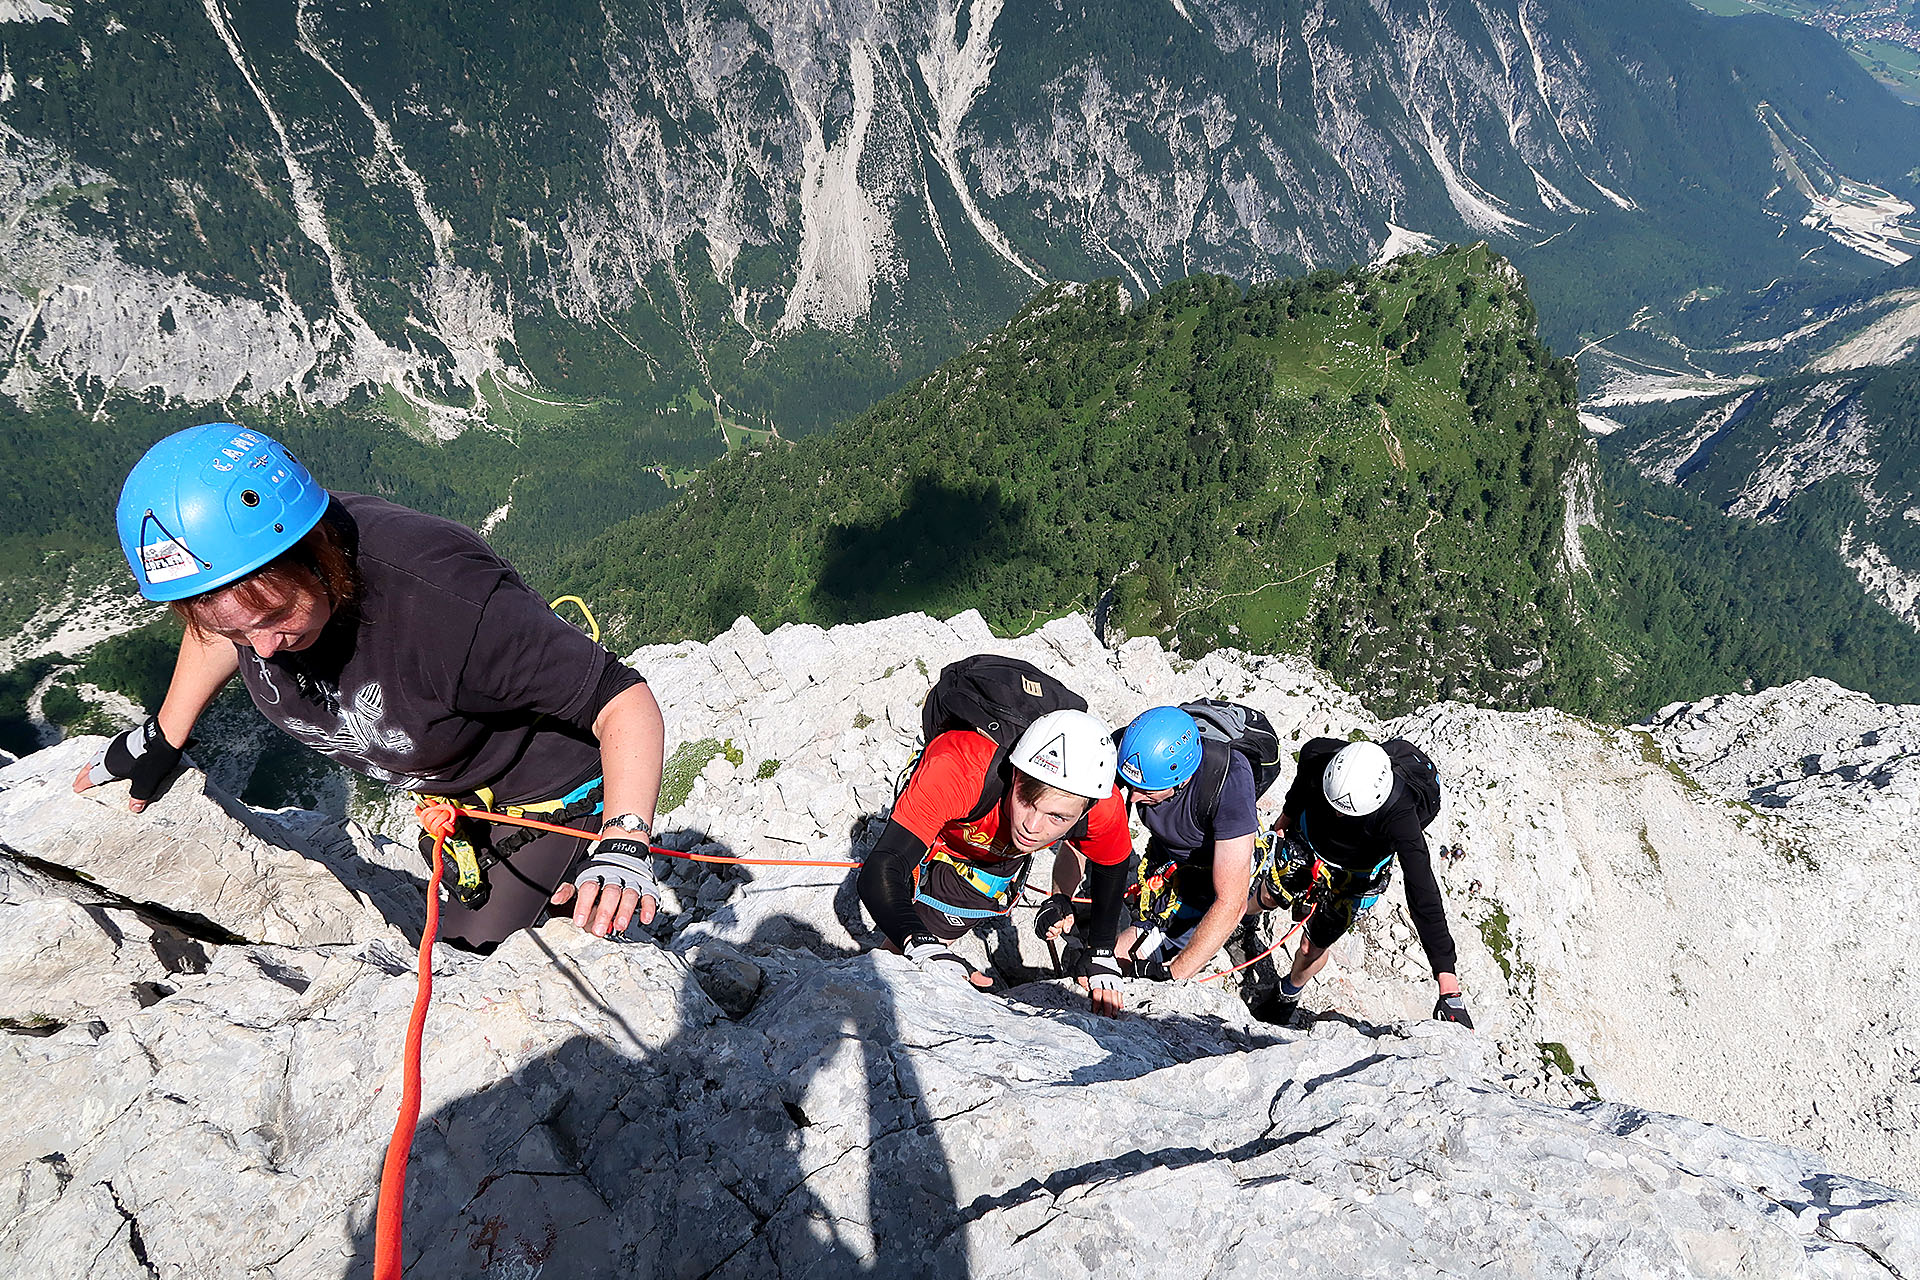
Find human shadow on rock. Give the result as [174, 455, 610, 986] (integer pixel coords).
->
[811, 476, 1032, 624]
[347, 914, 972, 1278]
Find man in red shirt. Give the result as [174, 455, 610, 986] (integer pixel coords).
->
[858, 709, 1133, 1014]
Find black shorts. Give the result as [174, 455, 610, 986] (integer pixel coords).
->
[437, 821, 592, 951]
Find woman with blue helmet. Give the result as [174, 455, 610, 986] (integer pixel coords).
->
[74, 423, 669, 950]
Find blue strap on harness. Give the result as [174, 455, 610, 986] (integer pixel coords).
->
[913, 849, 1031, 920]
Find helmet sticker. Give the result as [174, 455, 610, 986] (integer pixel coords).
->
[1120, 752, 1144, 785]
[138, 537, 198, 584]
[1030, 732, 1067, 776]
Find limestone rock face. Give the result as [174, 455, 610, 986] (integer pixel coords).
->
[1641, 678, 1920, 843]
[1, 611, 1915, 1278]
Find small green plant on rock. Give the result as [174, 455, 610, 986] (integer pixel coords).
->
[660, 738, 726, 814]
[1538, 1042, 1601, 1100]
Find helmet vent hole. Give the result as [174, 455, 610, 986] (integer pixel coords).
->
[273, 523, 285, 533]
[240, 489, 261, 507]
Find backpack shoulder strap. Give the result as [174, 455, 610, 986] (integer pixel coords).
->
[1192, 736, 1231, 825]
[965, 749, 1012, 824]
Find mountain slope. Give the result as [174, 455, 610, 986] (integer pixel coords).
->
[1601, 361, 1920, 631]
[557, 249, 1920, 719]
[559, 246, 1622, 714]
[2, 0, 1916, 443]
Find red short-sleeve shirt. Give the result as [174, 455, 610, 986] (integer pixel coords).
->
[890, 730, 1132, 866]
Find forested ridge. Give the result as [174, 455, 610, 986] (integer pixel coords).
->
[561, 248, 1609, 715]
[556, 248, 1920, 721]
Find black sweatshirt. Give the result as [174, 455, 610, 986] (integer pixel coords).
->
[1281, 737, 1459, 976]
[236, 493, 642, 803]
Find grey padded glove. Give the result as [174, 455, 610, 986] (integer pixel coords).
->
[904, 935, 976, 984]
[1084, 948, 1124, 993]
[1433, 992, 1474, 1028]
[572, 836, 661, 905]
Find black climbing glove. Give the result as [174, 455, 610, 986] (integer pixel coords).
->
[572, 837, 662, 905]
[904, 935, 976, 985]
[86, 716, 185, 803]
[1433, 992, 1474, 1028]
[1134, 956, 1175, 982]
[1083, 947, 1123, 994]
[1034, 892, 1079, 939]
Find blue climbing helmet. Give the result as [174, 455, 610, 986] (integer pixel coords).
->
[115, 424, 330, 602]
[1117, 706, 1203, 791]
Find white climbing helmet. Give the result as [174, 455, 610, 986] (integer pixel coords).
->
[1323, 740, 1394, 817]
[1010, 709, 1116, 801]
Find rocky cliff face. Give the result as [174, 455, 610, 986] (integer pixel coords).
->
[1603, 363, 1920, 633]
[2, 610, 1916, 1276]
[3, 0, 1914, 429]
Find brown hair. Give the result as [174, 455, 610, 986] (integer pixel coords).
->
[1010, 770, 1095, 816]
[171, 515, 358, 635]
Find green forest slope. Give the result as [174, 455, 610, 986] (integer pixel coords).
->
[10, 250, 1916, 765]
[557, 249, 1920, 721]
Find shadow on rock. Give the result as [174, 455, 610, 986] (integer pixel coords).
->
[811, 476, 1031, 625]
[347, 915, 972, 1279]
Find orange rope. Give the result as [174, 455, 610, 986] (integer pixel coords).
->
[438, 803, 863, 868]
[1197, 904, 1315, 984]
[372, 804, 455, 1280]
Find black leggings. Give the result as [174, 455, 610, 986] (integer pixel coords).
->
[437, 822, 591, 951]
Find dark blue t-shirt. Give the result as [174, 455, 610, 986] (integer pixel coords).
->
[1137, 748, 1258, 867]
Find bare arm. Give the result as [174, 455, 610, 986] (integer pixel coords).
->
[156, 628, 241, 748]
[591, 681, 666, 833]
[553, 681, 667, 937]
[1167, 832, 1255, 980]
[73, 627, 240, 812]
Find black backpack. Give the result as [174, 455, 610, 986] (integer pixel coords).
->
[1384, 738, 1443, 828]
[918, 654, 1093, 829]
[1295, 736, 1443, 828]
[1181, 699, 1286, 824]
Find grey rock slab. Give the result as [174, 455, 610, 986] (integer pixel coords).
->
[0, 739, 402, 947]
[0, 898, 173, 1026]
[3, 611, 1918, 1277]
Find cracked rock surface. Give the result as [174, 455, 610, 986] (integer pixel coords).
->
[2, 611, 1915, 1277]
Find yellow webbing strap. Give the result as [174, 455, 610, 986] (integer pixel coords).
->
[549, 595, 600, 642]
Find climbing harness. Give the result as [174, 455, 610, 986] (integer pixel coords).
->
[412, 776, 610, 909]
[1130, 827, 1309, 935]
[911, 846, 1033, 921]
